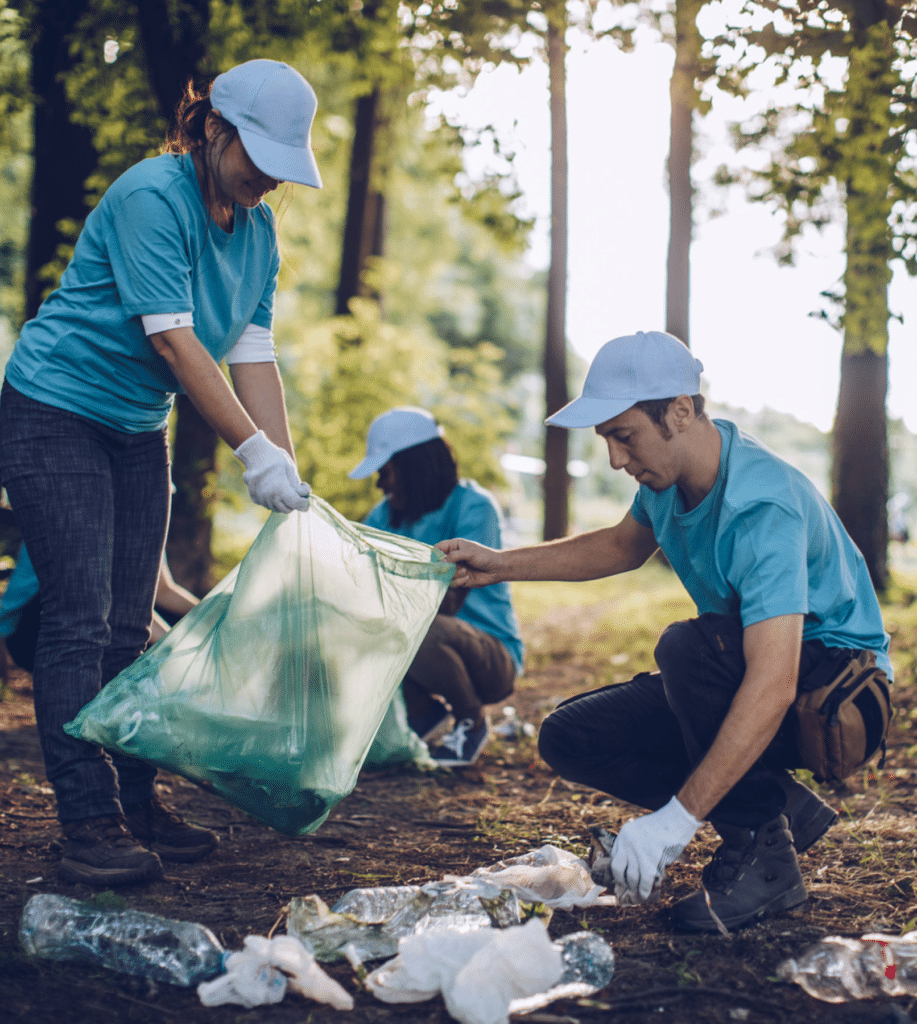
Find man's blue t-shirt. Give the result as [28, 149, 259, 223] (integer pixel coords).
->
[630, 419, 892, 678]
[5, 153, 280, 433]
[364, 480, 524, 673]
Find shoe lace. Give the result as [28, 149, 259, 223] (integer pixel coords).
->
[701, 841, 749, 890]
[82, 815, 136, 847]
[440, 719, 473, 757]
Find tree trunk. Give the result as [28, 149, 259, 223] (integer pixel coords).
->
[336, 88, 381, 315]
[25, 0, 97, 322]
[166, 395, 218, 596]
[137, 0, 215, 593]
[665, 0, 701, 346]
[542, 17, 570, 541]
[832, 352, 888, 590]
[136, 0, 211, 127]
[831, 17, 895, 591]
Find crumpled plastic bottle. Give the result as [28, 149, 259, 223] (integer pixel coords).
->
[778, 932, 917, 1002]
[19, 893, 225, 987]
[492, 706, 536, 741]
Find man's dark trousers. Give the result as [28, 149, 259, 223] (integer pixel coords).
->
[538, 612, 852, 828]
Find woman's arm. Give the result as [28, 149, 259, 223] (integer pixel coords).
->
[150, 326, 309, 513]
[228, 362, 296, 462]
[149, 326, 258, 449]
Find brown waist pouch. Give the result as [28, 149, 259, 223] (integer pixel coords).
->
[792, 648, 893, 785]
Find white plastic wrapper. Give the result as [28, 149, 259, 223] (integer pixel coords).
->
[463, 844, 615, 909]
[197, 934, 353, 1010]
[366, 918, 563, 1024]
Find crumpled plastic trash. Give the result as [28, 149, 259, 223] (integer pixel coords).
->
[286, 845, 612, 964]
[366, 917, 564, 1024]
[462, 844, 614, 910]
[287, 883, 523, 962]
[197, 934, 353, 1010]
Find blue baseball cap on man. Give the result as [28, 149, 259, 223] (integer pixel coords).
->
[546, 331, 704, 429]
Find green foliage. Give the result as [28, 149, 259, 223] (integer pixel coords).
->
[0, 2, 30, 340]
[278, 297, 515, 522]
[708, 2, 917, 355]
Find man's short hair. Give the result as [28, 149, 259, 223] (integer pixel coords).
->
[633, 395, 706, 440]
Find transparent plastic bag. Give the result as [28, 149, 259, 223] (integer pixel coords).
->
[65, 497, 453, 835]
[363, 689, 432, 770]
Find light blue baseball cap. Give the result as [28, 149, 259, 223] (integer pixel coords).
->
[546, 331, 704, 428]
[349, 407, 445, 479]
[211, 59, 322, 188]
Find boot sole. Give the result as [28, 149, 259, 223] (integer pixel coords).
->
[149, 837, 219, 863]
[671, 881, 808, 933]
[59, 855, 164, 886]
[791, 805, 838, 855]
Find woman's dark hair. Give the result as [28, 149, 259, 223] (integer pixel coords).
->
[633, 394, 706, 440]
[387, 436, 459, 529]
[161, 80, 238, 216]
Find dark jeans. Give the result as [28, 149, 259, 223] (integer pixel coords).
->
[402, 614, 516, 725]
[0, 382, 170, 823]
[538, 612, 850, 828]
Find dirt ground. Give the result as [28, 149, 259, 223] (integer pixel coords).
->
[2, 598, 917, 1024]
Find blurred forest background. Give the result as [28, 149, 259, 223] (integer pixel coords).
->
[0, 0, 913, 598]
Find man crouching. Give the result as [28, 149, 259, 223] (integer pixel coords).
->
[437, 330, 892, 932]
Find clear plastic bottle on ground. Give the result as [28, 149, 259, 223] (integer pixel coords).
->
[778, 932, 917, 1002]
[19, 893, 226, 986]
[493, 706, 535, 740]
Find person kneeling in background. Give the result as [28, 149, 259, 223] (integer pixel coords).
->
[350, 407, 524, 767]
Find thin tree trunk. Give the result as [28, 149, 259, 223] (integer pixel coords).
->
[137, 0, 215, 594]
[832, 352, 888, 589]
[336, 88, 380, 316]
[542, 17, 570, 542]
[665, 0, 701, 346]
[135, 0, 210, 126]
[831, 16, 895, 591]
[25, 0, 96, 323]
[167, 395, 218, 595]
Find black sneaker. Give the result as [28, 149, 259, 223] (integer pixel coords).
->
[779, 775, 838, 854]
[123, 793, 219, 863]
[428, 717, 490, 767]
[60, 814, 164, 886]
[670, 814, 807, 933]
[407, 700, 451, 741]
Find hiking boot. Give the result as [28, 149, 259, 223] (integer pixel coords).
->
[123, 793, 219, 863]
[407, 699, 451, 741]
[428, 717, 490, 767]
[778, 774, 838, 854]
[60, 814, 164, 886]
[669, 814, 807, 933]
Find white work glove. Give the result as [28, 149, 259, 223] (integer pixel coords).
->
[610, 796, 702, 905]
[234, 431, 311, 514]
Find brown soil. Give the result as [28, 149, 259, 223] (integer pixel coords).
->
[2, 603, 917, 1024]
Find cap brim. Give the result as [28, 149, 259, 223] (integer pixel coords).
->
[349, 453, 387, 480]
[237, 126, 322, 188]
[546, 396, 637, 428]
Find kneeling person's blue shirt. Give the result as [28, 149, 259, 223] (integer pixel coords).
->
[629, 419, 892, 678]
[364, 480, 524, 673]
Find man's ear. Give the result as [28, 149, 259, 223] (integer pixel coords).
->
[669, 395, 695, 433]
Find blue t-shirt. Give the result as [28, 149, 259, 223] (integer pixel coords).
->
[629, 419, 892, 678]
[0, 546, 37, 638]
[5, 153, 280, 433]
[364, 480, 524, 673]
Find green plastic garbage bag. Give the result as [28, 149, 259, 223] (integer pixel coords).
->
[64, 496, 454, 835]
[363, 689, 432, 770]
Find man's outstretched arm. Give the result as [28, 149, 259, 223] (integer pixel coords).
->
[436, 511, 659, 588]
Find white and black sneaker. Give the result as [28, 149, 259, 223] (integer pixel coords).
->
[428, 717, 490, 767]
